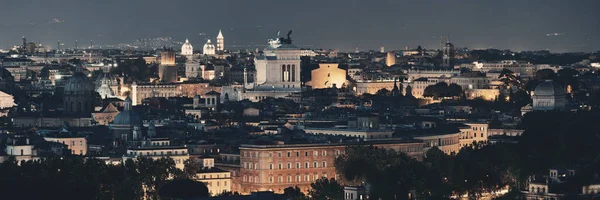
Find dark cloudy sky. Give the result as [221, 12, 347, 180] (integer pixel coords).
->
[1, 0, 599, 52]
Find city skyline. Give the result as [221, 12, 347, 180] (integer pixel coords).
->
[1, 0, 599, 52]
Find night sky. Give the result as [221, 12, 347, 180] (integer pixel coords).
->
[1, 0, 599, 52]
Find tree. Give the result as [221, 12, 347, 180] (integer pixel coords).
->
[498, 69, 521, 90]
[283, 186, 306, 199]
[375, 88, 391, 96]
[535, 69, 556, 80]
[447, 83, 463, 97]
[309, 178, 344, 200]
[423, 82, 462, 99]
[335, 146, 433, 200]
[159, 179, 209, 199]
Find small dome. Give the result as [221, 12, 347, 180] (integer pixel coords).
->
[64, 72, 94, 94]
[534, 80, 565, 96]
[112, 111, 142, 125]
[181, 39, 193, 56]
[112, 96, 142, 125]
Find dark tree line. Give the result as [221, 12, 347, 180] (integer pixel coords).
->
[0, 156, 209, 200]
[334, 144, 521, 199]
[334, 110, 600, 199]
[423, 82, 463, 99]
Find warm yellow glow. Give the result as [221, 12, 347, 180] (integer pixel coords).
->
[307, 64, 346, 89]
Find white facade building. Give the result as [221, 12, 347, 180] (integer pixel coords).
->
[244, 35, 302, 101]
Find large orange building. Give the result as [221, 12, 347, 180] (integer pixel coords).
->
[235, 140, 424, 194]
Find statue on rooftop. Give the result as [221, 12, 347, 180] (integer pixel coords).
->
[279, 30, 293, 44]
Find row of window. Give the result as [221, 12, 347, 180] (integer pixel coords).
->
[243, 174, 328, 183]
[200, 174, 229, 179]
[244, 161, 328, 170]
[243, 150, 338, 158]
[129, 150, 186, 156]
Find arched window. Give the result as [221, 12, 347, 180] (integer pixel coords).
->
[305, 162, 309, 168]
[278, 163, 282, 169]
[322, 161, 327, 168]
[269, 163, 273, 170]
[287, 162, 292, 169]
[254, 163, 258, 170]
[314, 161, 318, 168]
[296, 162, 301, 169]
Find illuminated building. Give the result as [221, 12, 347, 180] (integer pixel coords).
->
[203, 39, 216, 55]
[195, 157, 232, 196]
[2, 135, 38, 163]
[216, 30, 224, 52]
[236, 140, 423, 194]
[385, 51, 396, 66]
[123, 138, 189, 169]
[159, 49, 177, 83]
[43, 126, 88, 156]
[0, 91, 16, 108]
[92, 103, 120, 126]
[354, 79, 396, 95]
[185, 60, 201, 78]
[244, 33, 302, 101]
[307, 63, 347, 89]
[458, 123, 489, 147]
[181, 38, 194, 56]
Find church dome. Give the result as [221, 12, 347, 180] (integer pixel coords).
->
[112, 96, 142, 126]
[534, 80, 565, 97]
[203, 39, 215, 55]
[64, 72, 94, 94]
[181, 39, 193, 56]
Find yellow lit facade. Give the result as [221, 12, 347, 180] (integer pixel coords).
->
[307, 64, 347, 89]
